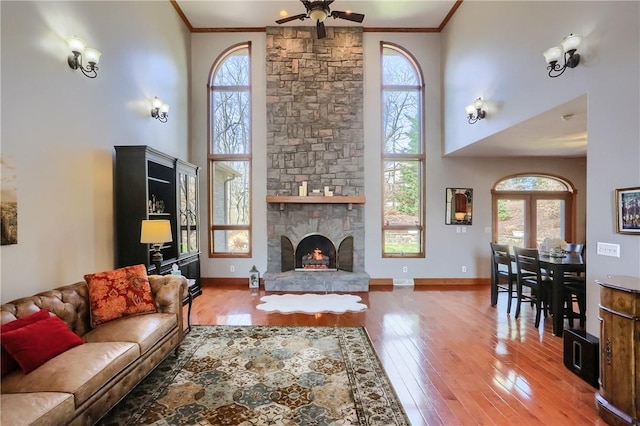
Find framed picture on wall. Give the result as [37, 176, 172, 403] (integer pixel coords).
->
[616, 187, 640, 234]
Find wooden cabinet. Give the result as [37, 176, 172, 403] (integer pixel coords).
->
[596, 275, 640, 426]
[114, 145, 201, 300]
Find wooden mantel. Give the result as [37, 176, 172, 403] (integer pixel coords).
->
[266, 195, 366, 211]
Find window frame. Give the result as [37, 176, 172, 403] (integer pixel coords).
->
[207, 42, 252, 258]
[491, 173, 577, 247]
[380, 42, 426, 258]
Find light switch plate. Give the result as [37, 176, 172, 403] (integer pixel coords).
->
[597, 242, 620, 258]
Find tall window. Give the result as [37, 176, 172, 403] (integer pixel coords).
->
[381, 43, 425, 257]
[492, 174, 576, 248]
[209, 43, 251, 257]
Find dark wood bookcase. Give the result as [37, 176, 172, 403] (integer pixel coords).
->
[114, 145, 202, 301]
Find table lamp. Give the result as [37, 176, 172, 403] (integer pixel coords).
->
[140, 219, 172, 273]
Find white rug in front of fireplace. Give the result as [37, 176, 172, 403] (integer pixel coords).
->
[256, 294, 367, 314]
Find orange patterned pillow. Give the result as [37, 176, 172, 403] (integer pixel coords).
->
[84, 264, 156, 328]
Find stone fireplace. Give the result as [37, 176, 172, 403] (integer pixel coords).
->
[263, 25, 368, 291]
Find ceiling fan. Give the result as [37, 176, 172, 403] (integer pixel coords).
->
[275, 0, 365, 39]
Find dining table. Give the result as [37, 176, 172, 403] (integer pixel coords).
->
[538, 253, 586, 336]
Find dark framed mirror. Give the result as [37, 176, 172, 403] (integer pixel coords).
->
[445, 188, 473, 225]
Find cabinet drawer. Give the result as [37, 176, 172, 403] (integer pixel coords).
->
[600, 287, 637, 317]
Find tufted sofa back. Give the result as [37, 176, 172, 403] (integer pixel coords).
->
[1, 275, 187, 337]
[1, 282, 92, 336]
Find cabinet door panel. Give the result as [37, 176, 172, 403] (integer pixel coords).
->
[600, 308, 634, 415]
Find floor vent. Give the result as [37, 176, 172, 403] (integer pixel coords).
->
[393, 278, 414, 287]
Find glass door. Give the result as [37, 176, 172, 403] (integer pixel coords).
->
[178, 167, 200, 256]
[495, 198, 526, 247]
[187, 174, 199, 253]
[535, 198, 566, 246]
[494, 194, 570, 248]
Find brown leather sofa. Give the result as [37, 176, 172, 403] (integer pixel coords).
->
[0, 274, 187, 426]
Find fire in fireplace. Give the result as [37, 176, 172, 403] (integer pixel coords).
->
[301, 247, 331, 270]
[296, 234, 336, 271]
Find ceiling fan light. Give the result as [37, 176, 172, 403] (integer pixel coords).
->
[310, 8, 328, 22]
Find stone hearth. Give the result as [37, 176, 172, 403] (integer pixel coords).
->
[264, 271, 370, 292]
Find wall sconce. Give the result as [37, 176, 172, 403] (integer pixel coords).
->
[465, 98, 486, 124]
[543, 34, 582, 78]
[151, 97, 170, 123]
[66, 36, 101, 79]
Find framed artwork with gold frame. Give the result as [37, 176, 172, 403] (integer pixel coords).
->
[616, 186, 640, 234]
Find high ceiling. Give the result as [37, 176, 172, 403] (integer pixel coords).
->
[173, 0, 587, 158]
[174, 0, 458, 30]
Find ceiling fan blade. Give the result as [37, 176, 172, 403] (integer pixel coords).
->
[317, 21, 326, 39]
[276, 13, 308, 24]
[331, 10, 365, 23]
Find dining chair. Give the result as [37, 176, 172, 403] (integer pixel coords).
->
[489, 242, 518, 313]
[562, 243, 586, 328]
[513, 247, 552, 328]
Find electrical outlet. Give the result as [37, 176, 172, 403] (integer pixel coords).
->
[462, 266, 467, 273]
[597, 242, 620, 258]
[402, 266, 408, 273]
[462, 227, 467, 233]
[230, 265, 235, 272]
[456, 226, 461, 233]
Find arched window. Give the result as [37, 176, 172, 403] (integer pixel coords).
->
[381, 42, 425, 257]
[492, 174, 576, 247]
[208, 43, 252, 257]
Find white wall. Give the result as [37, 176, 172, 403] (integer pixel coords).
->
[0, 1, 191, 302]
[442, 1, 640, 334]
[189, 33, 268, 278]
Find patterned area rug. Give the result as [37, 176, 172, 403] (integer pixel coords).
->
[256, 294, 368, 314]
[99, 325, 409, 426]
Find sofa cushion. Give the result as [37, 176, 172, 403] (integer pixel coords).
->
[1, 341, 139, 407]
[1, 316, 84, 374]
[1, 309, 50, 377]
[84, 264, 156, 327]
[1, 392, 75, 426]
[83, 312, 177, 355]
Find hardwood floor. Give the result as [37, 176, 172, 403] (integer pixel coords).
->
[185, 284, 605, 426]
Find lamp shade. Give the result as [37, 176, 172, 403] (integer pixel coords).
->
[454, 193, 467, 214]
[140, 220, 172, 244]
[160, 103, 170, 114]
[83, 48, 101, 65]
[465, 104, 476, 115]
[561, 34, 582, 52]
[66, 36, 86, 53]
[543, 46, 563, 64]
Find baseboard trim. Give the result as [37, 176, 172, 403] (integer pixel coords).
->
[202, 277, 490, 287]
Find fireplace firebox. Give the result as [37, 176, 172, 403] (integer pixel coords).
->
[281, 234, 354, 272]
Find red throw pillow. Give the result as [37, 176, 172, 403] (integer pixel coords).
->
[1, 309, 51, 377]
[84, 264, 156, 328]
[1, 315, 84, 374]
